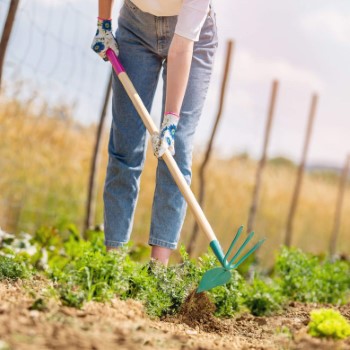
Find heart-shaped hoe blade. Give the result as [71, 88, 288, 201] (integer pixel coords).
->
[197, 226, 265, 293]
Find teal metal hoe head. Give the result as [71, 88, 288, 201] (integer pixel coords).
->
[197, 226, 265, 293]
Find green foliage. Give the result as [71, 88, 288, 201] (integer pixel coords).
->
[314, 260, 350, 304]
[308, 309, 350, 340]
[276, 247, 350, 304]
[58, 284, 86, 308]
[30, 225, 81, 270]
[126, 246, 211, 317]
[0, 255, 30, 280]
[209, 271, 243, 317]
[244, 277, 285, 316]
[276, 247, 318, 301]
[48, 240, 245, 318]
[2, 225, 350, 320]
[129, 260, 193, 317]
[50, 240, 131, 306]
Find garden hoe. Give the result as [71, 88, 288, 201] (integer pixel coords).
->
[106, 49, 265, 293]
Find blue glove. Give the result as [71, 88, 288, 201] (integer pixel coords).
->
[152, 113, 180, 158]
[91, 18, 119, 61]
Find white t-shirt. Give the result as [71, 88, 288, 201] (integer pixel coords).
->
[130, 0, 211, 41]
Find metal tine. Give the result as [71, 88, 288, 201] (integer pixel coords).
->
[231, 239, 266, 269]
[223, 225, 244, 265]
[228, 231, 255, 266]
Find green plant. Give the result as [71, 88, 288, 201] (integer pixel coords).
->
[208, 270, 244, 317]
[3, 224, 350, 321]
[51, 247, 131, 305]
[244, 277, 284, 316]
[126, 246, 205, 317]
[308, 309, 350, 340]
[276, 247, 350, 304]
[0, 255, 30, 280]
[276, 247, 319, 301]
[58, 284, 86, 308]
[313, 260, 350, 304]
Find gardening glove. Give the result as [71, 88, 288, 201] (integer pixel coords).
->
[91, 18, 119, 61]
[152, 113, 180, 158]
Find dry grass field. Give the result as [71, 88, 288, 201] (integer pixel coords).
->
[0, 99, 349, 267]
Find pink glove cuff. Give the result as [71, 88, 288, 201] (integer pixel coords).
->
[97, 16, 112, 21]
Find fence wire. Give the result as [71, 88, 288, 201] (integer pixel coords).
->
[0, 0, 112, 234]
[0, 0, 112, 121]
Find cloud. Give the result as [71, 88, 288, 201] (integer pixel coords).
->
[234, 50, 325, 91]
[301, 9, 350, 45]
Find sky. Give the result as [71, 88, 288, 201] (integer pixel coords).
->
[1, 0, 349, 167]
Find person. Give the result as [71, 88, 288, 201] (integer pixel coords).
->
[91, 0, 218, 265]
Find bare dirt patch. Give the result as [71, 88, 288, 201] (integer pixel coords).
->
[175, 290, 226, 333]
[0, 279, 349, 349]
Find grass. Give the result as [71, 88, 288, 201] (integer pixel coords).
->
[0, 98, 350, 268]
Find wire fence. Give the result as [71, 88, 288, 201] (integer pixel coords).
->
[0, 0, 111, 233]
[0, 0, 111, 121]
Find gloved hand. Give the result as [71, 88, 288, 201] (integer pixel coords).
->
[152, 113, 180, 158]
[91, 18, 119, 61]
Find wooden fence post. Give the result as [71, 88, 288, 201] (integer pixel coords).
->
[84, 72, 112, 236]
[284, 94, 318, 247]
[247, 80, 279, 233]
[0, 0, 20, 89]
[187, 40, 234, 255]
[329, 154, 350, 256]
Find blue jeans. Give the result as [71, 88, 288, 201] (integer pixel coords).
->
[103, 0, 218, 249]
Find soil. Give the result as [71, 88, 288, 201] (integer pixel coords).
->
[0, 278, 350, 350]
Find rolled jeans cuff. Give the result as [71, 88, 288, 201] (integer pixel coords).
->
[148, 238, 177, 250]
[105, 240, 127, 248]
